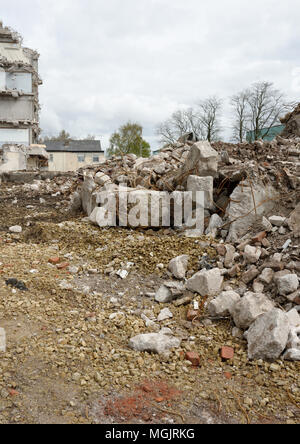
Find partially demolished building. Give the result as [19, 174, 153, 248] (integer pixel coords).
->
[0, 21, 46, 172]
[0, 21, 41, 146]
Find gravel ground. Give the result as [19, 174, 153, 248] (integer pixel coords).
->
[0, 182, 299, 424]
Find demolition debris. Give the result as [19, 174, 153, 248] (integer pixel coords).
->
[0, 91, 299, 423]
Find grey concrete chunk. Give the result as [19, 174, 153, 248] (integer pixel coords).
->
[244, 245, 262, 264]
[155, 282, 185, 303]
[232, 292, 274, 329]
[226, 181, 278, 242]
[276, 274, 299, 296]
[9, 225, 22, 233]
[157, 308, 173, 322]
[168, 255, 189, 280]
[129, 333, 181, 355]
[269, 216, 286, 227]
[186, 268, 224, 296]
[0, 328, 6, 353]
[287, 309, 300, 328]
[187, 175, 214, 210]
[205, 214, 223, 238]
[283, 349, 300, 361]
[247, 309, 290, 360]
[258, 268, 274, 285]
[208, 291, 241, 317]
[155, 285, 173, 303]
[183, 141, 218, 177]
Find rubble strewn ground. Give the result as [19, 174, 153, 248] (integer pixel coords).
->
[0, 126, 300, 424]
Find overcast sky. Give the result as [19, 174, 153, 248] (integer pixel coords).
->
[1, 0, 300, 151]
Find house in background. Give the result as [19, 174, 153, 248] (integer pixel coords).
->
[246, 124, 285, 142]
[45, 140, 105, 172]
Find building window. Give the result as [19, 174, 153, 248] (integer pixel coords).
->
[0, 128, 29, 146]
[93, 155, 99, 163]
[6, 72, 32, 93]
[49, 154, 53, 162]
[78, 154, 85, 163]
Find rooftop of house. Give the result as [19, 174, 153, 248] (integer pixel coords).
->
[45, 140, 104, 153]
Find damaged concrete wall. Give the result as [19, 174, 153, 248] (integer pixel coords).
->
[0, 22, 42, 147]
[0, 144, 26, 171]
[0, 143, 49, 172]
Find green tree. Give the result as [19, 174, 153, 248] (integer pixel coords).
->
[107, 122, 151, 158]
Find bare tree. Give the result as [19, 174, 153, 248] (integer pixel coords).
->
[156, 108, 200, 145]
[231, 90, 250, 143]
[232, 82, 292, 142]
[156, 119, 178, 145]
[156, 98, 222, 145]
[197, 96, 223, 142]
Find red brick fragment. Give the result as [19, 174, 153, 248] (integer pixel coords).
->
[221, 346, 234, 360]
[187, 309, 199, 322]
[224, 372, 232, 380]
[48, 257, 60, 265]
[185, 352, 200, 367]
[294, 296, 300, 305]
[252, 231, 267, 243]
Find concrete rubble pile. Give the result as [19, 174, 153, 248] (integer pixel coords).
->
[75, 125, 299, 241]
[68, 106, 300, 363]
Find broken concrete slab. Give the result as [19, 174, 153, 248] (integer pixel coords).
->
[180, 141, 219, 178]
[276, 274, 299, 296]
[186, 268, 224, 297]
[269, 216, 286, 227]
[155, 281, 185, 303]
[232, 292, 274, 329]
[247, 309, 290, 361]
[187, 175, 214, 210]
[244, 245, 262, 264]
[205, 214, 223, 238]
[283, 348, 300, 361]
[258, 268, 274, 285]
[168, 255, 189, 280]
[286, 309, 300, 328]
[225, 181, 278, 243]
[157, 308, 173, 322]
[129, 333, 181, 355]
[208, 291, 240, 317]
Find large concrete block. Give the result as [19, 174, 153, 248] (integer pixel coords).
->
[129, 333, 181, 355]
[208, 291, 241, 317]
[247, 309, 290, 361]
[168, 255, 189, 280]
[276, 274, 299, 296]
[186, 268, 224, 297]
[232, 292, 274, 329]
[226, 181, 278, 243]
[182, 141, 218, 178]
[187, 175, 214, 210]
